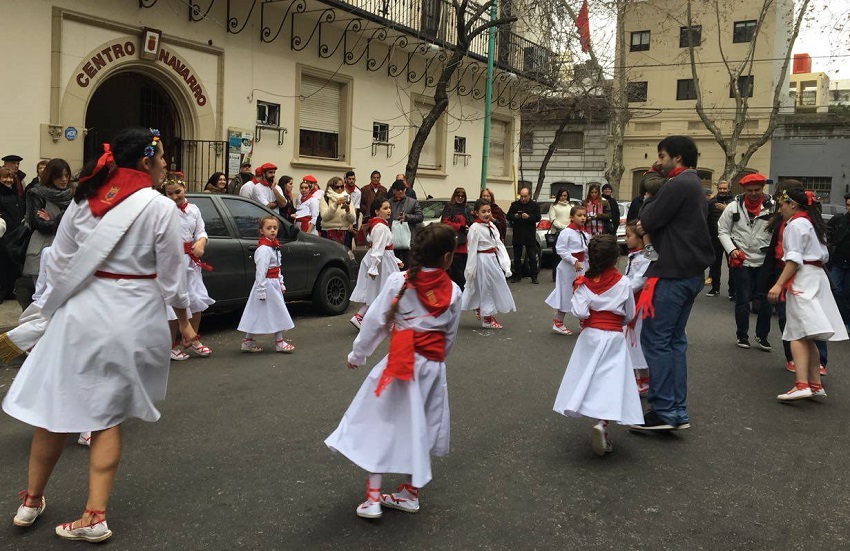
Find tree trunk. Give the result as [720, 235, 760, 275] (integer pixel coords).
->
[532, 119, 568, 201]
[604, 0, 628, 194]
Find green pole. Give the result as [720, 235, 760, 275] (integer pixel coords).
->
[480, 1, 497, 190]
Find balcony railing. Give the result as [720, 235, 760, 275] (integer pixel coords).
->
[323, 0, 556, 83]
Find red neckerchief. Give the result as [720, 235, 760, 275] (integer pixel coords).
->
[260, 178, 273, 188]
[628, 247, 643, 254]
[409, 269, 454, 317]
[368, 217, 389, 232]
[567, 222, 589, 232]
[258, 236, 280, 249]
[178, 201, 189, 213]
[87, 168, 153, 217]
[666, 166, 687, 179]
[788, 211, 811, 224]
[301, 189, 317, 202]
[370, 183, 382, 192]
[573, 266, 622, 293]
[744, 194, 762, 219]
[345, 182, 357, 193]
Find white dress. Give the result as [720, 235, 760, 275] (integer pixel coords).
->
[350, 223, 401, 305]
[167, 202, 215, 320]
[782, 217, 849, 342]
[3, 196, 189, 433]
[552, 277, 644, 424]
[237, 244, 295, 334]
[624, 250, 651, 370]
[545, 227, 588, 312]
[325, 270, 462, 488]
[461, 221, 515, 316]
[294, 195, 320, 235]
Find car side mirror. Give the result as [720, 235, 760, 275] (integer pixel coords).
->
[283, 223, 299, 240]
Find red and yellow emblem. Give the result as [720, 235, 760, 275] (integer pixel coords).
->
[101, 185, 121, 204]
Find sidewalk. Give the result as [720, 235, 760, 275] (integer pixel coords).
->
[0, 300, 21, 333]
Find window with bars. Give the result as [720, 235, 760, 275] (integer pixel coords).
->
[778, 176, 833, 202]
[676, 79, 697, 100]
[733, 20, 757, 43]
[627, 81, 648, 102]
[680, 26, 702, 47]
[730, 75, 754, 98]
[454, 136, 467, 154]
[257, 101, 280, 126]
[372, 122, 389, 143]
[556, 131, 583, 150]
[630, 31, 650, 52]
[520, 132, 533, 152]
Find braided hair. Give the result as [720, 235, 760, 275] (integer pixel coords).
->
[585, 234, 619, 279]
[784, 187, 828, 244]
[384, 223, 457, 328]
[75, 127, 160, 202]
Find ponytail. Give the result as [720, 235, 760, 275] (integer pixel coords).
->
[74, 127, 161, 202]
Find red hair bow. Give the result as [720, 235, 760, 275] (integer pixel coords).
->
[78, 144, 114, 183]
[804, 190, 815, 206]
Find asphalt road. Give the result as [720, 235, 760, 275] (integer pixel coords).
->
[1, 265, 849, 550]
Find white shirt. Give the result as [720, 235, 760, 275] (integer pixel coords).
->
[239, 181, 256, 199]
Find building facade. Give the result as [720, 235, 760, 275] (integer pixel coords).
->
[1, 0, 553, 198]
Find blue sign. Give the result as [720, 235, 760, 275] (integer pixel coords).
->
[229, 135, 242, 148]
[64, 127, 78, 141]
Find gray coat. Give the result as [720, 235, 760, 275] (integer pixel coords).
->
[389, 196, 423, 232]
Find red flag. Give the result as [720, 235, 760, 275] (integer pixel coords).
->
[576, 0, 591, 53]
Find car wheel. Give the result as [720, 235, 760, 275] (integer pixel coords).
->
[312, 266, 350, 316]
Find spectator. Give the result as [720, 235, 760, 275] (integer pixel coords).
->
[0, 166, 25, 300]
[228, 161, 252, 194]
[294, 176, 320, 235]
[319, 176, 356, 245]
[583, 182, 611, 236]
[239, 166, 261, 198]
[343, 170, 361, 249]
[480, 188, 506, 240]
[278, 175, 296, 223]
[203, 172, 228, 194]
[441, 187, 472, 288]
[507, 187, 542, 284]
[601, 183, 620, 235]
[827, 192, 850, 326]
[630, 135, 714, 432]
[2, 154, 26, 189]
[717, 173, 774, 350]
[548, 189, 572, 281]
[388, 179, 423, 268]
[705, 180, 735, 298]
[359, 170, 387, 224]
[627, 178, 649, 222]
[28, 160, 48, 190]
[394, 173, 417, 199]
[251, 163, 288, 210]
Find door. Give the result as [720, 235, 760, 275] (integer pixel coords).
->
[191, 196, 248, 306]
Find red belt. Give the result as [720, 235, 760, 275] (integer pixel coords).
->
[266, 267, 280, 278]
[478, 248, 496, 254]
[95, 270, 156, 279]
[385, 245, 394, 250]
[296, 216, 311, 232]
[781, 261, 824, 301]
[584, 310, 624, 331]
[374, 330, 446, 396]
[804, 260, 823, 267]
[184, 242, 213, 272]
[572, 252, 585, 261]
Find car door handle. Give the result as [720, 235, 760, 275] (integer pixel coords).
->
[248, 245, 258, 251]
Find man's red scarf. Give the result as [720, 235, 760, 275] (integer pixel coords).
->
[665, 166, 687, 179]
[345, 182, 357, 194]
[260, 178, 273, 188]
[573, 266, 622, 293]
[87, 168, 153, 217]
[744, 194, 762, 219]
[375, 270, 454, 397]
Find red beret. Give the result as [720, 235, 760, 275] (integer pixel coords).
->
[302, 174, 317, 183]
[258, 162, 278, 173]
[739, 173, 766, 186]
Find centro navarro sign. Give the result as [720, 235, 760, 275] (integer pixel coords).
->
[74, 41, 208, 107]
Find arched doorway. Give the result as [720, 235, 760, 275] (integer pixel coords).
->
[84, 71, 180, 166]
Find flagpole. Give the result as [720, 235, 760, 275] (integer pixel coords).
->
[480, 1, 497, 191]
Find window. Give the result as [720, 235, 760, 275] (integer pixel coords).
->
[488, 119, 508, 177]
[777, 176, 833, 202]
[676, 79, 697, 100]
[627, 81, 648, 102]
[299, 74, 343, 159]
[630, 31, 650, 52]
[679, 26, 702, 47]
[410, 99, 444, 170]
[256, 100, 280, 126]
[730, 75, 754, 98]
[222, 198, 276, 240]
[372, 122, 389, 143]
[520, 132, 533, 152]
[454, 136, 467, 154]
[556, 131, 583, 150]
[733, 20, 757, 43]
[191, 197, 229, 237]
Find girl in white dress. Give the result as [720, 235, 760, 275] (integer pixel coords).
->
[237, 216, 295, 353]
[624, 221, 651, 394]
[462, 199, 515, 329]
[553, 234, 644, 457]
[293, 176, 320, 235]
[326, 223, 461, 519]
[1, 128, 196, 543]
[768, 188, 848, 401]
[546, 206, 589, 335]
[349, 197, 403, 329]
[163, 177, 215, 360]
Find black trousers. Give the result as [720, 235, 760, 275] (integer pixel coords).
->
[448, 253, 467, 290]
[708, 237, 734, 293]
[513, 242, 539, 279]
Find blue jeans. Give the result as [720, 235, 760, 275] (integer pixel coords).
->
[640, 276, 703, 426]
[731, 266, 772, 341]
[830, 262, 850, 325]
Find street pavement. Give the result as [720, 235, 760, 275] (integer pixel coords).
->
[1, 265, 849, 550]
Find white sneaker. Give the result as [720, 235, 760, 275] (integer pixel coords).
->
[811, 387, 827, 398]
[170, 347, 190, 361]
[481, 316, 503, 329]
[552, 321, 572, 335]
[240, 339, 263, 353]
[350, 314, 363, 330]
[777, 386, 812, 401]
[55, 520, 112, 542]
[13, 494, 45, 527]
[380, 485, 420, 513]
[356, 499, 382, 519]
[77, 432, 91, 447]
[591, 424, 612, 457]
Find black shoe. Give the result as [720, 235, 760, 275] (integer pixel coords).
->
[705, 289, 719, 297]
[755, 337, 772, 351]
[628, 410, 676, 431]
[531, 278, 539, 284]
[728, 294, 736, 301]
[511, 276, 521, 283]
[737, 337, 751, 349]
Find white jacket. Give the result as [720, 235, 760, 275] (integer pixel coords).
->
[717, 194, 772, 267]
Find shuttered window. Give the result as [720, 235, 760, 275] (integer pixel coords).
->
[488, 119, 507, 176]
[300, 76, 340, 133]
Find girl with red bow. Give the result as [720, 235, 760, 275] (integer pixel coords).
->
[162, 176, 215, 360]
[349, 197, 403, 329]
[237, 216, 295, 353]
[545, 205, 589, 336]
[293, 176, 320, 235]
[553, 234, 644, 457]
[325, 223, 461, 519]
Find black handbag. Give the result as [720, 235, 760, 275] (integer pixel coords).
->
[3, 220, 31, 265]
[545, 230, 560, 248]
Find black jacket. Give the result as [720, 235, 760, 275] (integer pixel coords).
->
[707, 193, 734, 237]
[627, 196, 643, 223]
[506, 199, 541, 245]
[606, 196, 621, 234]
[828, 212, 850, 264]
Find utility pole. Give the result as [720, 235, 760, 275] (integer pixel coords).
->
[480, 1, 497, 190]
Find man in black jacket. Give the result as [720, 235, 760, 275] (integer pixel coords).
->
[706, 180, 735, 298]
[828, 193, 850, 326]
[602, 183, 620, 235]
[631, 136, 714, 432]
[506, 188, 541, 283]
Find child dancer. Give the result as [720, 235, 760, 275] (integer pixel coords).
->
[624, 221, 651, 394]
[462, 199, 515, 329]
[349, 197, 403, 329]
[237, 216, 295, 353]
[546, 206, 589, 335]
[553, 234, 644, 456]
[325, 224, 461, 519]
[767, 188, 848, 400]
[163, 177, 215, 360]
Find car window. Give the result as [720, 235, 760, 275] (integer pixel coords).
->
[421, 200, 448, 219]
[221, 198, 273, 239]
[191, 196, 229, 237]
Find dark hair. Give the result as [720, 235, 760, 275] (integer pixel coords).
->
[75, 127, 159, 202]
[657, 135, 698, 168]
[278, 175, 293, 187]
[570, 205, 586, 216]
[36, 160, 49, 169]
[554, 189, 570, 203]
[584, 182, 602, 202]
[480, 188, 496, 204]
[258, 215, 278, 231]
[390, 179, 407, 191]
[783, 188, 828, 244]
[40, 158, 71, 189]
[370, 196, 389, 219]
[344, 170, 355, 178]
[326, 176, 344, 193]
[370, 170, 381, 178]
[585, 234, 620, 278]
[473, 198, 491, 212]
[768, 179, 804, 231]
[452, 187, 467, 199]
[601, 183, 613, 192]
[625, 219, 639, 232]
[206, 171, 226, 188]
[385, 223, 457, 327]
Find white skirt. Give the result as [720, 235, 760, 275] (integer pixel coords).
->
[626, 317, 647, 370]
[166, 259, 215, 320]
[350, 250, 400, 305]
[237, 278, 295, 334]
[461, 253, 516, 316]
[545, 258, 578, 312]
[3, 277, 171, 432]
[325, 354, 450, 488]
[784, 264, 849, 342]
[553, 328, 644, 424]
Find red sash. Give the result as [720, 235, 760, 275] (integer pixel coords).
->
[781, 260, 824, 301]
[183, 242, 213, 272]
[95, 271, 156, 279]
[572, 252, 585, 261]
[635, 277, 659, 319]
[585, 310, 625, 331]
[266, 267, 281, 278]
[478, 248, 496, 254]
[375, 329, 446, 397]
[296, 216, 311, 231]
[385, 244, 395, 250]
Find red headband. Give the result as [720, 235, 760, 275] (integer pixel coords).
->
[78, 144, 114, 183]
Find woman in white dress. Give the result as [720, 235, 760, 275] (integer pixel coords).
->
[546, 205, 589, 335]
[553, 234, 643, 457]
[0, 128, 195, 543]
[349, 197, 402, 329]
[768, 187, 849, 401]
[462, 199, 515, 329]
[326, 224, 461, 519]
[293, 176, 320, 235]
